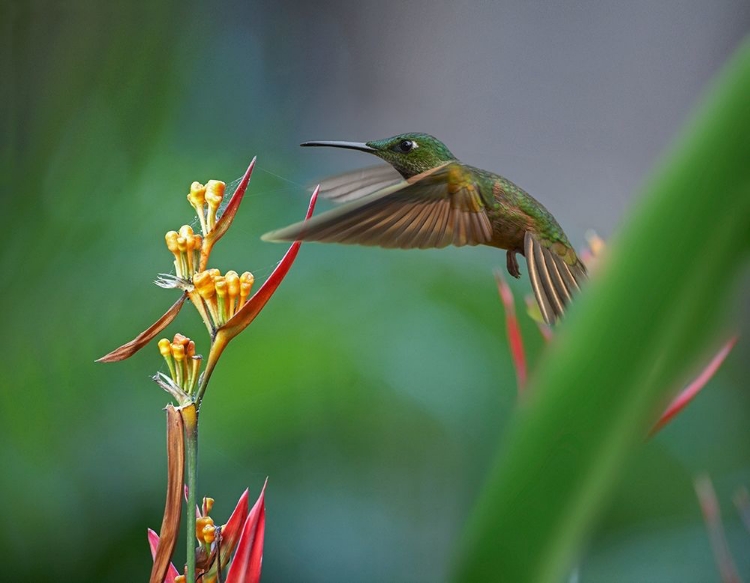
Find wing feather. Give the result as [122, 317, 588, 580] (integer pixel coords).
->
[263, 163, 493, 250]
[318, 165, 405, 202]
[524, 232, 588, 324]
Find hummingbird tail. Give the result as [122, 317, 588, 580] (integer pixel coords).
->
[524, 232, 587, 325]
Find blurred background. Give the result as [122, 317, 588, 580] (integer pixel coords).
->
[2, 1, 749, 581]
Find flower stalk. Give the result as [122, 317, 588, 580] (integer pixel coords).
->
[99, 159, 319, 581]
[182, 404, 199, 581]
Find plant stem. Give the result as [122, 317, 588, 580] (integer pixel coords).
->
[182, 404, 199, 582]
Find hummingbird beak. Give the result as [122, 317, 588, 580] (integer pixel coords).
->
[300, 140, 376, 153]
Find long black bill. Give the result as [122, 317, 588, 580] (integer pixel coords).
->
[300, 140, 376, 153]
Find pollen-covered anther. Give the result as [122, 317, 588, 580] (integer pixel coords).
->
[175, 576, 186, 583]
[202, 497, 215, 515]
[239, 271, 255, 305]
[205, 180, 226, 232]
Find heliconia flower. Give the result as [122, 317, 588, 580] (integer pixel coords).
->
[164, 484, 266, 583]
[497, 233, 737, 436]
[154, 334, 203, 401]
[96, 160, 319, 366]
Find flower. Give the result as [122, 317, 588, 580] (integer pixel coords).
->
[96, 159, 320, 390]
[148, 485, 267, 583]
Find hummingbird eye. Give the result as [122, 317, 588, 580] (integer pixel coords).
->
[395, 139, 415, 153]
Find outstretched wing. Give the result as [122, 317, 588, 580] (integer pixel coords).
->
[524, 232, 587, 324]
[263, 162, 494, 249]
[317, 164, 405, 203]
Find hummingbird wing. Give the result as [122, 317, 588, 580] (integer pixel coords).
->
[263, 162, 494, 249]
[317, 165, 405, 203]
[524, 232, 587, 324]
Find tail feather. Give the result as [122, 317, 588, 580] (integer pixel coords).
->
[524, 232, 587, 325]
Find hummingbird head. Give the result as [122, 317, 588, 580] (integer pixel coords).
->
[301, 133, 457, 178]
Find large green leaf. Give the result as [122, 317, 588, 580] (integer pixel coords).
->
[454, 38, 750, 583]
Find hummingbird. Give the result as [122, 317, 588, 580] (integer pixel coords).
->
[262, 133, 587, 324]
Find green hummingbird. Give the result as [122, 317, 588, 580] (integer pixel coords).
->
[262, 133, 587, 324]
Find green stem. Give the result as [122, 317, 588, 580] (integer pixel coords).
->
[195, 333, 228, 408]
[184, 406, 199, 582]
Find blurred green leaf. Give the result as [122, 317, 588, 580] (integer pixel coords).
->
[454, 38, 750, 583]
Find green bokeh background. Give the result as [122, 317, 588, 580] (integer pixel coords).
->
[3, 2, 749, 581]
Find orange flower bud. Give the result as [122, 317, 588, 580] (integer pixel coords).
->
[239, 271, 255, 304]
[196, 515, 215, 543]
[193, 271, 216, 299]
[202, 523, 216, 544]
[225, 270, 240, 295]
[165, 231, 180, 254]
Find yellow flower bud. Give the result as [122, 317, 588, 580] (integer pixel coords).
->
[172, 343, 185, 361]
[188, 181, 206, 206]
[239, 271, 255, 304]
[225, 271, 240, 316]
[205, 180, 226, 231]
[158, 338, 172, 357]
[205, 180, 225, 208]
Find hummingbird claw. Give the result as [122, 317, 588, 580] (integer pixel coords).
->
[506, 250, 522, 279]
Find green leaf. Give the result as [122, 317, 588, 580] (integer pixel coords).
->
[453, 38, 750, 583]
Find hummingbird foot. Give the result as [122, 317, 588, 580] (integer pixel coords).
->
[506, 250, 521, 279]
